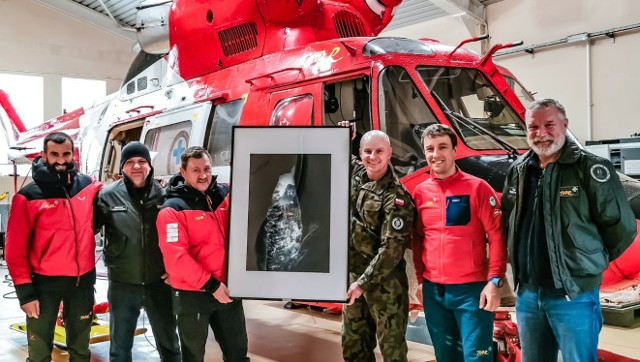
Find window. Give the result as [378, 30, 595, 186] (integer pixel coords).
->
[323, 77, 371, 130]
[501, 74, 534, 109]
[206, 100, 244, 183]
[144, 121, 192, 177]
[378, 66, 434, 176]
[271, 94, 314, 126]
[0, 73, 44, 129]
[416, 66, 528, 151]
[61, 77, 106, 113]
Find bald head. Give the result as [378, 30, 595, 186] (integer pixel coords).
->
[360, 130, 390, 149]
[359, 130, 392, 181]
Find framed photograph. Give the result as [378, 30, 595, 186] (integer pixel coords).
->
[227, 126, 350, 301]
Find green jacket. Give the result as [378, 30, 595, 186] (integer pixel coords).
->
[501, 137, 637, 298]
[350, 158, 416, 292]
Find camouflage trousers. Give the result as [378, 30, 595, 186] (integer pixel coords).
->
[342, 273, 409, 362]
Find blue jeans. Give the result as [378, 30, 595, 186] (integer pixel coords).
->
[516, 285, 603, 362]
[108, 280, 180, 362]
[422, 280, 494, 362]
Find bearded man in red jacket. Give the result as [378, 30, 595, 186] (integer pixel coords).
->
[6, 131, 103, 362]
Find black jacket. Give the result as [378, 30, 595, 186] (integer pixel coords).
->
[501, 137, 637, 298]
[94, 175, 166, 284]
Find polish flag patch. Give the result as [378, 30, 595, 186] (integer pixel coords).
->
[394, 198, 405, 206]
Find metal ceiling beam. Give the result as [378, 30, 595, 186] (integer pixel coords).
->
[32, 0, 136, 41]
[385, 0, 449, 31]
[428, 0, 485, 24]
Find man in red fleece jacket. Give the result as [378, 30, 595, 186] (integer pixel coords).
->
[413, 124, 507, 362]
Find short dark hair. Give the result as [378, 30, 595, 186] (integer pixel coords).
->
[180, 146, 212, 170]
[528, 98, 567, 120]
[43, 132, 74, 152]
[421, 124, 457, 149]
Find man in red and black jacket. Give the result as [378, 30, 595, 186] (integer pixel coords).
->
[6, 131, 103, 361]
[157, 146, 249, 362]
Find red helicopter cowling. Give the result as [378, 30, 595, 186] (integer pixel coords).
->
[168, 0, 401, 80]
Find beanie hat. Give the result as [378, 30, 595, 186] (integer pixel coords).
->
[120, 141, 152, 172]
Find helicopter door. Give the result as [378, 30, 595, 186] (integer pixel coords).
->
[100, 120, 145, 183]
[322, 77, 372, 156]
[140, 103, 213, 179]
[322, 77, 372, 131]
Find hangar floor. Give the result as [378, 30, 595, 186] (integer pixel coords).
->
[0, 257, 435, 361]
[0, 257, 639, 361]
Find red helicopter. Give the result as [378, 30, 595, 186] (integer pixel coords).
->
[1, 0, 639, 360]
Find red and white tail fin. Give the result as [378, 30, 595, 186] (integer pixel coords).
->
[0, 89, 27, 146]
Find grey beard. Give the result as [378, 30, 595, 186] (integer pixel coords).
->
[529, 138, 564, 157]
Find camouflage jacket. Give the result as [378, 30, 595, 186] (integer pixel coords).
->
[350, 158, 416, 292]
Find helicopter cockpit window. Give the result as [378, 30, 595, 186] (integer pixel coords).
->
[206, 99, 244, 183]
[501, 73, 535, 109]
[378, 66, 437, 177]
[416, 66, 529, 151]
[363, 38, 434, 56]
[143, 120, 192, 177]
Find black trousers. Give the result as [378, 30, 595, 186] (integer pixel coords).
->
[26, 283, 94, 362]
[174, 292, 249, 362]
[107, 280, 180, 362]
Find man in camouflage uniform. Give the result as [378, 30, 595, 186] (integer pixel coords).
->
[343, 130, 416, 362]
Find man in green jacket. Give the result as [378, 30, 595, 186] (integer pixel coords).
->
[501, 99, 637, 362]
[342, 130, 416, 362]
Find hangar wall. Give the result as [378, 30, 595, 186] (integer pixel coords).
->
[384, 0, 640, 144]
[1, 0, 637, 146]
[0, 0, 135, 120]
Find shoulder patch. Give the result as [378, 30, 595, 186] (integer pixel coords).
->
[166, 223, 179, 242]
[394, 197, 405, 206]
[590, 164, 610, 183]
[391, 217, 404, 230]
[489, 196, 496, 207]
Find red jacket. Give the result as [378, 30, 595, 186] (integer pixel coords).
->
[5, 158, 102, 303]
[412, 169, 506, 284]
[156, 175, 229, 292]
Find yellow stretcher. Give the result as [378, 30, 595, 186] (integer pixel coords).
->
[10, 321, 147, 348]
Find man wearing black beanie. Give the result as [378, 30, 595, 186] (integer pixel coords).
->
[95, 141, 180, 362]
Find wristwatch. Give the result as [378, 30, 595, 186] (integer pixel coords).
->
[489, 277, 504, 288]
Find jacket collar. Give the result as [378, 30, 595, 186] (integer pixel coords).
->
[556, 137, 581, 164]
[166, 173, 219, 200]
[360, 165, 398, 192]
[31, 156, 77, 186]
[429, 166, 463, 184]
